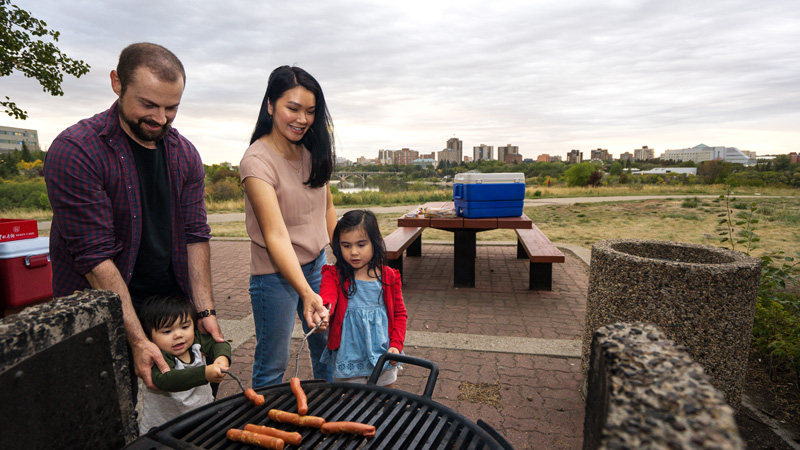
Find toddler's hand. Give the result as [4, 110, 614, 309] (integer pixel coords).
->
[205, 363, 226, 383]
[388, 347, 400, 365]
[214, 356, 230, 370]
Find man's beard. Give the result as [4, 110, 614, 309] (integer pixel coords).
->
[119, 101, 171, 144]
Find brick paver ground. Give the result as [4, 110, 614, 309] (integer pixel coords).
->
[212, 239, 589, 450]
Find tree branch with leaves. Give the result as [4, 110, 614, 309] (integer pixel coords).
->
[1, 0, 90, 119]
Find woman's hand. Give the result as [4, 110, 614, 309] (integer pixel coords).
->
[302, 291, 329, 331]
[387, 347, 400, 365]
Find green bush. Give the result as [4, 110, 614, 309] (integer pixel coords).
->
[0, 178, 50, 210]
[681, 197, 699, 208]
[205, 178, 242, 202]
[711, 189, 798, 380]
[752, 254, 800, 376]
[331, 189, 451, 206]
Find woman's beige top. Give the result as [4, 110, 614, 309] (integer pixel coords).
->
[239, 139, 329, 275]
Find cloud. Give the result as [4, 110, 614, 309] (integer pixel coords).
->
[5, 0, 799, 163]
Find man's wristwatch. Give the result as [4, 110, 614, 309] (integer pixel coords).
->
[197, 309, 216, 318]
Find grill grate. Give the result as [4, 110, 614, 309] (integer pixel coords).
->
[130, 355, 514, 450]
[155, 383, 498, 450]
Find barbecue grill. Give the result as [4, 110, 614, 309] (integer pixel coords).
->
[124, 354, 515, 450]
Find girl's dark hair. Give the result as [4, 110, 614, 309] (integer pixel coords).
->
[331, 210, 386, 298]
[139, 294, 196, 339]
[249, 65, 334, 188]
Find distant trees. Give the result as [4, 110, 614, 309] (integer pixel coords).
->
[1, 0, 90, 119]
[697, 160, 734, 184]
[0, 141, 45, 178]
[203, 163, 242, 202]
[564, 162, 595, 187]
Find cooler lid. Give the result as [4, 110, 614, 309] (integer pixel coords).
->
[454, 172, 525, 184]
[0, 236, 50, 259]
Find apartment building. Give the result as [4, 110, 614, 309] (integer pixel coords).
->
[634, 146, 655, 161]
[497, 144, 519, 163]
[590, 148, 612, 161]
[473, 144, 493, 161]
[566, 149, 583, 164]
[0, 125, 40, 154]
[438, 137, 463, 164]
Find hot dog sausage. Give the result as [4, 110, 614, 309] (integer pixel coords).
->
[268, 409, 326, 428]
[244, 424, 302, 446]
[244, 388, 266, 406]
[226, 428, 285, 449]
[289, 377, 308, 415]
[321, 421, 376, 437]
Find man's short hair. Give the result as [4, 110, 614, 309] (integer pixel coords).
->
[116, 42, 186, 94]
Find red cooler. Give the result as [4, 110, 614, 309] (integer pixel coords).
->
[0, 236, 53, 313]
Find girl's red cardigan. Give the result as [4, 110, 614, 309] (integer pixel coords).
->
[319, 264, 408, 352]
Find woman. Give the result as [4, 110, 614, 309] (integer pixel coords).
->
[239, 66, 336, 387]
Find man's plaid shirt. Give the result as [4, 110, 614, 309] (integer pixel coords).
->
[44, 102, 212, 299]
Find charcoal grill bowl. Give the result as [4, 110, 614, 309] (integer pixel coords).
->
[125, 354, 514, 450]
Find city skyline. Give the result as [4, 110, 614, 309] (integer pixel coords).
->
[4, 0, 799, 165]
[343, 141, 769, 166]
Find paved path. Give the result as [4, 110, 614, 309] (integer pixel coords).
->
[211, 239, 590, 450]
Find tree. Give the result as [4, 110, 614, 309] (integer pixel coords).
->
[773, 154, 791, 172]
[609, 161, 623, 176]
[564, 162, 594, 187]
[588, 170, 603, 186]
[697, 160, 734, 184]
[1, 0, 91, 119]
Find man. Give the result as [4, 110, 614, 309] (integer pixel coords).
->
[44, 42, 223, 393]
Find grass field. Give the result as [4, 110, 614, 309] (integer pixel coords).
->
[210, 195, 800, 259]
[10, 184, 800, 259]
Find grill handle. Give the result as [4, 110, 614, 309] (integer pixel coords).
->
[369, 353, 439, 398]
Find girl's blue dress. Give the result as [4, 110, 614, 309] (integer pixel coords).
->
[320, 279, 393, 378]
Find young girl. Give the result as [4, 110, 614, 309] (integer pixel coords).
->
[319, 210, 408, 387]
[137, 294, 231, 435]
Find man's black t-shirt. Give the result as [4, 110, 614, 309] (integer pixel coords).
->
[126, 135, 180, 311]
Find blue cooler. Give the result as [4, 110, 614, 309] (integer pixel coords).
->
[453, 173, 526, 218]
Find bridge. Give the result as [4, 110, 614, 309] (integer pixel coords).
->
[331, 171, 397, 183]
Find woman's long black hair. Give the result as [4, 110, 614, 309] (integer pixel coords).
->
[249, 65, 334, 188]
[331, 210, 387, 298]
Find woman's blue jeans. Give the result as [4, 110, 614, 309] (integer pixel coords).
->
[249, 251, 333, 387]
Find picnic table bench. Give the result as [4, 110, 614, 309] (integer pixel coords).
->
[515, 225, 565, 290]
[384, 226, 423, 278]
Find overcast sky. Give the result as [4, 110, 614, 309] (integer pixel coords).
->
[5, 0, 800, 164]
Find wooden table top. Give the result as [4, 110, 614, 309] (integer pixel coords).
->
[396, 202, 532, 230]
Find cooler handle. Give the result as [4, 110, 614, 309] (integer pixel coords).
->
[453, 184, 463, 200]
[25, 253, 50, 269]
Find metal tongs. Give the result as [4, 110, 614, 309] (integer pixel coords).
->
[294, 307, 329, 379]
[221, 368, 246, 393]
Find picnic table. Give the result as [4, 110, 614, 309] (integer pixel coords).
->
[395, 201, 535, 287]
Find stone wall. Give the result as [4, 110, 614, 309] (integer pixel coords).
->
[0, 289, 137, 448]
[583, 322, 743, 450]
[582, 239, 761, 411]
